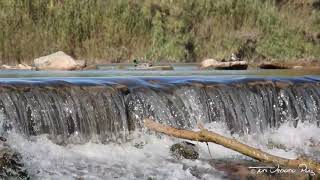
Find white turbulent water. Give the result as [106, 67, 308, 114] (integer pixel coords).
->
[4, 121, 320, 180]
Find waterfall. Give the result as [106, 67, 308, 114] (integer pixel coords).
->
[0, 84, 128, 143]
[0, 77, 319, 143]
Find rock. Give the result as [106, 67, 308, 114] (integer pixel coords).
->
[133, 142, 145, 149]
[135, 65, 174, 70]
[74, 60, 86, 70]
[0, 137, 6, 142]
[132, 59, 173, 70]
[230, 53, 240, 61]
[135, 63, 152, 68]
[170, 141, 199, 160]
[200, 59, 218, 69]
[34, 51, 78, 70]
[133, 58, 152, 68]
[1, 64, 33, 70]
[200, 59, 248, 70]
[258, 62, 290, 69]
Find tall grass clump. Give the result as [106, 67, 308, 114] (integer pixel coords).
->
[0, 0, 319, 64]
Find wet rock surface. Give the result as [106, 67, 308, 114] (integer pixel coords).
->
[170, 141, 199, 160]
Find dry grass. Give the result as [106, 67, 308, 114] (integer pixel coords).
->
[0, 0, 319, 64]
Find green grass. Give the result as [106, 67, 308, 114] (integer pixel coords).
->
[0, 0, 319, 64]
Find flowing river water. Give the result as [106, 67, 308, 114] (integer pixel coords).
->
[0, 66, 320, 179]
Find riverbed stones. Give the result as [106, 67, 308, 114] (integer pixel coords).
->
[170, 141, 199, 160]
[34, 51, 81, 70]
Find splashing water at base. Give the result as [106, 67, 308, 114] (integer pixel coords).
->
[3, 120, 320, 180]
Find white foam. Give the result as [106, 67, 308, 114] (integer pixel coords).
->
[5, 121, 320, 179]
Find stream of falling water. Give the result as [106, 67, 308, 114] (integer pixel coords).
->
[0, 77, 319, 179]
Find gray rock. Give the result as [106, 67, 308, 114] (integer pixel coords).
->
[170, 141, 199, 160]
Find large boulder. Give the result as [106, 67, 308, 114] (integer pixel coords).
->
[200, 59, 248, 70]
[34, 51, 83, 70]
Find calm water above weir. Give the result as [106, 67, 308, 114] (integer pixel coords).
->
[0, 64, 319, 78]
[1, 67, 320, 179]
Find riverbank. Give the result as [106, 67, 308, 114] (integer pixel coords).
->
[0, 0, 319, 64]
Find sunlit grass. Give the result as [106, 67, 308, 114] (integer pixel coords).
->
[0, 0, 319, 64]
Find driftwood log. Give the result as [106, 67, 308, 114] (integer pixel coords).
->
[144, 118, 320, 173]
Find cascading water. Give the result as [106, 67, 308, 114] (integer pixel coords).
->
[0, 84, 128, 144]
[0, 76, 319, 179]
[0, 77, 319, 143]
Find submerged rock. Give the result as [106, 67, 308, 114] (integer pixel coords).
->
[200, 59, 248, 70]
[170, 141, 199, 160]
[34, 51, 80, 71]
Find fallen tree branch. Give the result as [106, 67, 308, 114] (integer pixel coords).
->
[144, 118, 320, 173]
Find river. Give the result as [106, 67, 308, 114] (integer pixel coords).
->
[0, 66, 319, 179]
